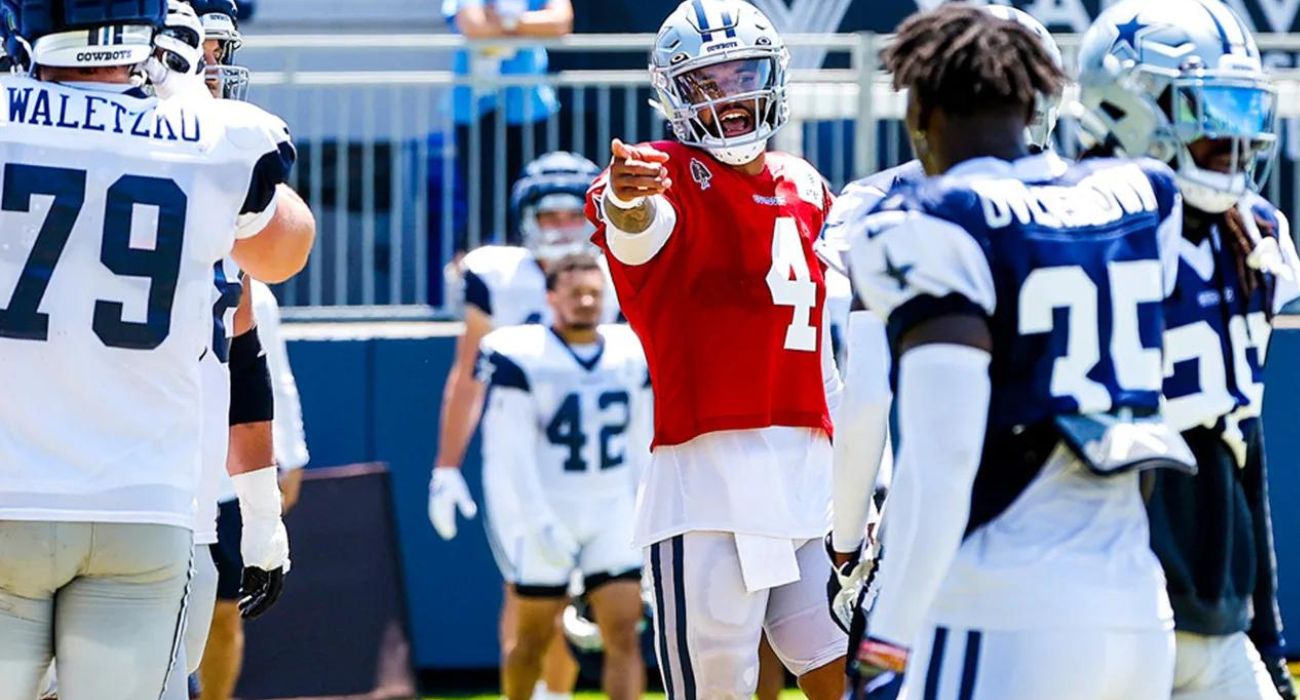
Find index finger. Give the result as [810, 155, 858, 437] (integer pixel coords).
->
[612, 138, 670, 165]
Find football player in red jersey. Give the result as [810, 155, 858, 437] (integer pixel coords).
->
[585, 1, 846, 697]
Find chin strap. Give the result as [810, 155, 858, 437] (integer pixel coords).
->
[708, 139, 767, 166]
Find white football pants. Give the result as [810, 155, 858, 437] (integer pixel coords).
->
[0, 521, 192, 700]
[1173, 631, 1283, 700]
[899, 625, 1174, 700]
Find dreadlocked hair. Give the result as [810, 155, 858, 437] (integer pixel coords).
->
[883, 4, 1065, 118]
[1222, 206, 1276, 317]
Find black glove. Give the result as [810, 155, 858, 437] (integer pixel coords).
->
[239, 566, 286, 619]
[1261, 653, 1297, 700]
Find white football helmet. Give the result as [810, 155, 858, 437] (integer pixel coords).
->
[1078, 0, 1277, 213]
[189, 0, 249, 100]
[983, 5, 1064, 151]
[154, 0, 203, 75]
[510, 151, 601, 262]
[650, 0, 789, 166]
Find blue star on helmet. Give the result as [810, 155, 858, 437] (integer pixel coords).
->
[882, 250, 913, 291]
[1113, 15, 1147, 52]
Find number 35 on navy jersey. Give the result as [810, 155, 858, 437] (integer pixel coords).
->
[846, 154, 1183, 434]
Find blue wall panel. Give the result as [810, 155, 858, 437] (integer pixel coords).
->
[1263, 329, 1300, 648]
[288, 327, 1300, 671]
[287, 339, 373, 468]
[370, 338, 502, 669]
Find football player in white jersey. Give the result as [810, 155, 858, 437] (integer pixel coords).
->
[0, 0, 314, 697]
[429, 150, 613, 541]
[428, 151, 615, 700]
[478, 253, 650, 700]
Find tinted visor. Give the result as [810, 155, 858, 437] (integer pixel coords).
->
[1173, 82, 1276, 144]
[674, 58, 774, 106]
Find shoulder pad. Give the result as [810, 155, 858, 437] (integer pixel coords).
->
[480, 323, 544, 356]
[208, 99, 293, 155]
[463, 245, 533, 276]
[847, 208, 996, 339]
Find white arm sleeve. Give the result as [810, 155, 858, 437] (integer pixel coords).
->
[480, 386, 558, 530]
[869, 343, 991, 648]
[830, 311, 894, 552]
[603, 194, 678, 266]
[251, 281, 310, 470]
[1158, 193, 1184, 298]
[822, 303, 844, 424]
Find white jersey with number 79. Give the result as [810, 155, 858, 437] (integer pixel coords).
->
[0, 75, 294, 529]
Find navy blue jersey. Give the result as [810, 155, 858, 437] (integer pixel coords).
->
[1162, 195, 1299, 435]
[846, 153, 1182, 435]
[1148, 193, 1300, 642]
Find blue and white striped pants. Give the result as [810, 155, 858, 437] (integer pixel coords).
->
[645, 532, 847, 700]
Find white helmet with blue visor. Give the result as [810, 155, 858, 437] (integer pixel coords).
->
[1077, 0, 1277, 213]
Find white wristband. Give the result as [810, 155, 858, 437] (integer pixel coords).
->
[604, 187, 646, 210]
[232, 466, 283, 519]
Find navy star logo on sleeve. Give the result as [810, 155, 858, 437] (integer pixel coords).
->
[883, 250, 913, 291]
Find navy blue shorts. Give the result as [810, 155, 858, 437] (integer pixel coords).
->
[213, 499, 244, 601]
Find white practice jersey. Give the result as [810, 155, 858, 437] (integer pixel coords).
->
[462, 244, 621, 327]
[195, 258, 243, 544]
[477, 324, 651, 501]
[0, 77, 294, 528]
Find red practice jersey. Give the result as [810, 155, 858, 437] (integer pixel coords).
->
[587, 142, 834, 448]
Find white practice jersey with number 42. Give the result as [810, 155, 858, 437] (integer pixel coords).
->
[0, 76, 294, 529]
[477, 323, 652, 497]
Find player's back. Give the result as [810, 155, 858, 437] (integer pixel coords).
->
[0, 75, 292, 528]
[590, 141, 834, 447]
[479, 323, 649, 498]
[852, 152, 1184, 631]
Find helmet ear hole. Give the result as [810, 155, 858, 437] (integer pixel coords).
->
[1100, 101, 1126, 121]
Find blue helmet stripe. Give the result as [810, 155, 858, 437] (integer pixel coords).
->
[693, 0, 714, 42]
[720, 9, 737, 38]
[1194, 0, 1235, 54]
[1227, 4, 1258, 57]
